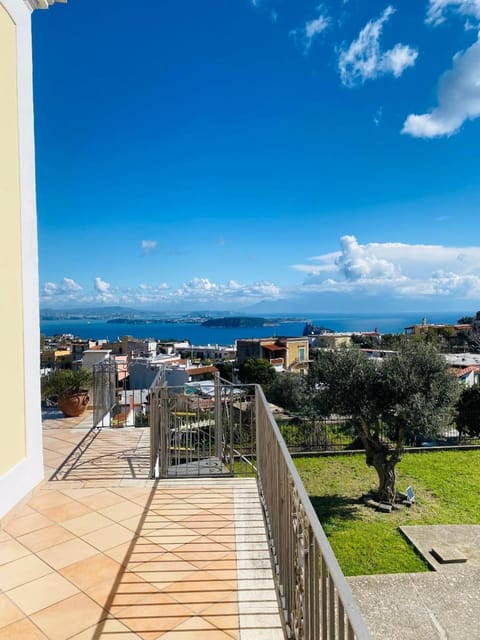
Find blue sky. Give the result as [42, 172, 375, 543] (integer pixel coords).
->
[33, 0, 480, 313]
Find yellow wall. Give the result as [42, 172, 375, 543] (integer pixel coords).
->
[0, 4, 26, 475]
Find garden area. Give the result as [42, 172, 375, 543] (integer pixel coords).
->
[295, 449, 480, 576]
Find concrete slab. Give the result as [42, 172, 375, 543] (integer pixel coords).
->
[348, 568, 480, 640]
[400, 525, 480, 572]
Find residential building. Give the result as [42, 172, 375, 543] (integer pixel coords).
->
[175, 343, 236, 362]
[236, 337, 309, 372]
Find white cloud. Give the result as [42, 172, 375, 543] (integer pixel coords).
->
[291, 235, 480, 300]
[335, 235, 398, 280]
[41, 276, 281, 308]
[402, 35, 480, 138]
[141, 239, 157, 254]
[426, 0, 480, 25]
[41, 277, 82, 298]
[94, 276, 110, 293]
[338, 6, 418, 86]
[290, 8, 330, 53]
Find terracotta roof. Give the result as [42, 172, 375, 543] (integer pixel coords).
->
[262, 344, 287, 352]
[186, 366, 218, 376]
[450, 366, 480, 378]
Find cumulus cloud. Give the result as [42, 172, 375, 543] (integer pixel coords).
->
[40, 276, 282, 308]
[335, 235, 398, 280]
[41, 277, 82, 298]
[338, 6, 418, 86]
[290, 8, 330, 53]
[94, 276, 110, 293]
[426, 0, 480, 25]
[291, 235, 480, 300]
[141, 240, 157, 254]
[402, 35, 480, 138]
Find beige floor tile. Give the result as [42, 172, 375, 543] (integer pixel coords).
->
[61, 511, 112, 536]
[0, 554, 52, 591]
[27, 491, 72, 512]
[200, 603, 239, 616]
[59, 488, 104, 500]
[6, 571, 79, 615]
[133, 559, 197, 574]
[60, 553, 122, 590]
[203, 615, 240, 631]
[0, 618, 47, 640]
[31, 592, 107, 640]
[118, 611, 189, 636]
[0, 539, 31, 566]
[81, 522, 134, 552]
[83, 574, 163, 610]
[2, 513, 52, 539]
[0, 594, 24, 629]
[17, 524, 75, 553]
[69, 616, 141, 639]
[38, 537, 99, 569]
[0, 531, 11, 544]
[76, 490, 126, 510]
[99, 500, 144, 522]
[41, 501, 91, 523]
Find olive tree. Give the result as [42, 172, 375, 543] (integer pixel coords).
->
[310, 343, 458, 504]
[238, 357, 276, 387]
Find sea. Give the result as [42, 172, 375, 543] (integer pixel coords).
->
[40, 311, 471, 346]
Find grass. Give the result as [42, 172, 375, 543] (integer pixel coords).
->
[294, 450, 480, 576]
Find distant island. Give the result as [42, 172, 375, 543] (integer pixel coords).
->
[201, 316, 270, 328]
[200, 316, 306, 328]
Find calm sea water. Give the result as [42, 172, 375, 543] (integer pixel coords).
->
[40, 311, 469, 345]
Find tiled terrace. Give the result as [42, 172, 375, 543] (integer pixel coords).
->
[0, 414, 284, 639]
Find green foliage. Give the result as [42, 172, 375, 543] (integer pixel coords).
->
[41, 368, 92, 400]
[238, 357, 276, 387]
[310, 343, 458, 450]
[380, 341, 459, 442]
[308, 343, 459, 502]
[457, 316, 473, 325]
[296, 450, 480, 575]
[216, 362, 233, 382]
[456, 384, 480, 438]
[267, 372, 309, 413]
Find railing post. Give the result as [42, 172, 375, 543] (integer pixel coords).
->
[214, 371, 222, 459]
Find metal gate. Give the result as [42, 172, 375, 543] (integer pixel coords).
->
[92, 358, 117, 427]
[149, 376, 256, 478]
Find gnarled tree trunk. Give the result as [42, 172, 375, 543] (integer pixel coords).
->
[357, 420, 404, 504]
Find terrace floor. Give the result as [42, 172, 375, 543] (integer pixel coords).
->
[0, 413, 284, 640]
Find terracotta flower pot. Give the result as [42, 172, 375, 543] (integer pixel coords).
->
[58, 390, 90, 418]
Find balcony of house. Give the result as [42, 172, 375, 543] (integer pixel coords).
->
[0, 365, 373, 640]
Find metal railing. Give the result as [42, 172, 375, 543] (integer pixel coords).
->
[149, 374, 255, 479]
[92, 358, 117, 427]
[256, 386, 371, 640]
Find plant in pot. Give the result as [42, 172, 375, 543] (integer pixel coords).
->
[42, 368, 93, 418]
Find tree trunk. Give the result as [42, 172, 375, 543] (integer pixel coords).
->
[363, 439, 401, 504]
[369, 450, 397, 504]
[357, 420, 403, 505]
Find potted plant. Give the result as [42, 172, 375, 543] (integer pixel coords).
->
[42, 368, 93, 418]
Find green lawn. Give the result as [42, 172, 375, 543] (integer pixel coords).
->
[294, 450, 480, 576]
